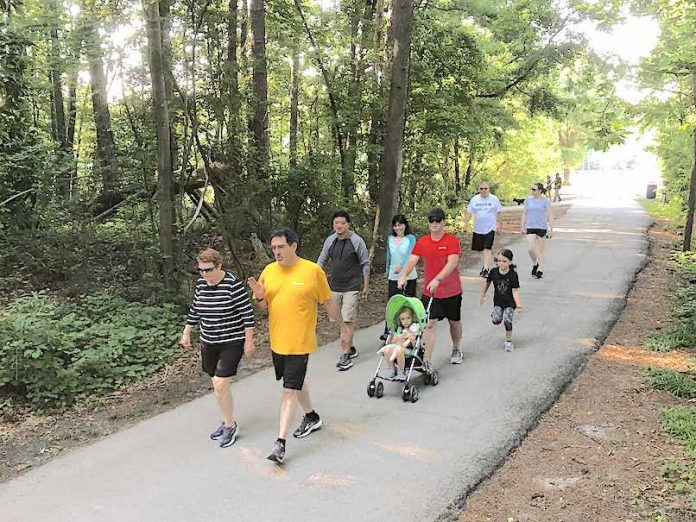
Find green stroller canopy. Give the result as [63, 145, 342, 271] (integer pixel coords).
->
[385, 294, 426, 330]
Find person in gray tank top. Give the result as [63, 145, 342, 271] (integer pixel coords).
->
[519, 182, 554, 279]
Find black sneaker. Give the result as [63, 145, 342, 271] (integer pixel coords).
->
[531, 264, 539, 276]
[336, 352, 354, 371]
[535, 270, 544, 279]
[210, 422, 225, 440]
[293, 415, 323, 438]
[379, 332, 389, 341]
[347, 346, 358, 359]
[267, 441, 285, 465]
[219, 423, 238, 448]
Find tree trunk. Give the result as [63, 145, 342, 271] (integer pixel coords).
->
[464, 143, 474, 189]
[376, 0, 413, 246]
[289, 49, 300, 170]
[250, 0, 269, 180]
[367, 0, 386, 205]
[453, 137, 461, 195]
[83, 13, 119, 195]
[144, 0, 176, 290]
[225, 0, 243, 171]
[684, 71, 696, 252]
[49, 0, 67, 151]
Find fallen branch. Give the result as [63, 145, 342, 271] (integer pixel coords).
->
[0, 188, 36, 208]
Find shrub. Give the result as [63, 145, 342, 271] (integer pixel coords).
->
[647, 368, 696, 399]
[0, 292, 181, 410]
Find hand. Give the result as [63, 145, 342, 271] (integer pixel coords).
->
[361, 286, 369, 300]
[244, 339, 256, 357]
[247, 277, 265, 300]
[516, 304, 523, 313]
[397, 277, 406, 289]
[179, 332, 191, 348]
[479, 296, 485, 306]
[392, 266, 401, 274]
[427, 278, 440, 294]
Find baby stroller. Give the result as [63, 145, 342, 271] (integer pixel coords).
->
[367, 294, 439, 403]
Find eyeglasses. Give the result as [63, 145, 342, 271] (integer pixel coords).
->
[428, 217, 443, 223]
[198, 266, 215, 274]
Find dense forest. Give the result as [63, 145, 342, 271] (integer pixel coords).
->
[0, 0, 695, 409]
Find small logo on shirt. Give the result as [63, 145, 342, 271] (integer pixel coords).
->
[291, 281, 305, 286]
[438, 246, 447, 250]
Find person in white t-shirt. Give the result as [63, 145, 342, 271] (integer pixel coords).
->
[465, 182, 502, 278]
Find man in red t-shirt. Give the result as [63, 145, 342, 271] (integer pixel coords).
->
[398, 207, 464, 367]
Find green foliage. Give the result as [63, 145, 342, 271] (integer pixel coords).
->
[0, 292, 181, 410]
[658, 458, 696, 512]
[661, 406, 696, 457]
[647, 368, 696, 399]
[640, 199, 687, 228]
[646, 248, 696, 352]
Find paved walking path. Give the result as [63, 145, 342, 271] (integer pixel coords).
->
[0, 176, 651, 521]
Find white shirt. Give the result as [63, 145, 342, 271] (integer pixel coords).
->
[467, 194, 502, 234]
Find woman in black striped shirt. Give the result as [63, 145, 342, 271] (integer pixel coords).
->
[180, 248, 256, 448]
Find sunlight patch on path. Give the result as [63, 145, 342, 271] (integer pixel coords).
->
[599, 344, 694, 371]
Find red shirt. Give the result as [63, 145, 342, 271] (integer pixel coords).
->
[412, 232, 462, 298]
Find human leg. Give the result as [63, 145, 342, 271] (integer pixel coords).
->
[423, 318, 438, 362]
[526, 233, 538, 266]
[491, 305, 503, 325]
[536, 236, 547, 274]
[483, 249, 492, 271]
[503, 307, 515, 350]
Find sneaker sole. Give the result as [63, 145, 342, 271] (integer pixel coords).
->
[348, 350, 359, 359]
[220, 432, 238, 448]
[337, 361, 354, 371]
[267, 453, 284, 465]
[210, 433, 223, 440]
[294, 419, 323, 439]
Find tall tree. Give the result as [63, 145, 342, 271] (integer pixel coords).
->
[377, 0, 413, 242]
[144, 0, 176, 289]
[250, 0, 269, 180]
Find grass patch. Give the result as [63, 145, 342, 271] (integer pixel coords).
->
[662, 406, 696, 457]
[658, 458, 696, 512]
[640, 198, 686, 228]
[647, 368, 696, 399]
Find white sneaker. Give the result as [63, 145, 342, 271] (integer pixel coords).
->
[504, 341, 513, 352]
[450, 348, 464, 364]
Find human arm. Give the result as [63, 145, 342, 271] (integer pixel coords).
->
[316, 235, 334, 269]
[519, 203, 527, 234]
[397, 254, 420, 288]
[512, 288, 523, 312]
[354, 235, 371, 299]
[546, 201, 554, 237]
[247, 276, 268, 310]
[181, 288, 200, 347]
[480, 281, 491, 306]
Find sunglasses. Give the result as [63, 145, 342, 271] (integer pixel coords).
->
[531, 187, 540, 191]
[479, 187, 489, 190]
[428, 217, 443, 223]
[198, 266, 216, 274]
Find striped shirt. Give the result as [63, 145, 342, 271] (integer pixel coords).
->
[185, 272, 255, 344]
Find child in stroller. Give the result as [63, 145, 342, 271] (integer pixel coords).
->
[367, 294, 438, 403]
[377, 306, 419, 381]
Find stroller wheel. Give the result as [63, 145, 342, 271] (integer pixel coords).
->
[367, 380, 376, 398]
[410, 385, 419, 403]
[375, 381, 384, 399]
[423, 372, 432, 385]
[431, 371, 439, 386]
[401, 384, 410, 402]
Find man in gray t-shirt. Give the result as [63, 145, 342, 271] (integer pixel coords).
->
[317, 210, 370, 371]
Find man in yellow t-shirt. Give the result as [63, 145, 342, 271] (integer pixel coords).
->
[248, 228, 349, 465]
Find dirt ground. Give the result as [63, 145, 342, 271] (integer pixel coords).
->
[460, 223, 696, 521]
[0, 207, 562, 485]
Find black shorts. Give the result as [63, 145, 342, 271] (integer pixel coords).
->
[201, 341, 244, 378]
[526, 228, 547, 238]
[471, 231, 495, 251]
[272, 352, 309, 390]
[387, 279, 417, 298]
[421, 293, 462, 322]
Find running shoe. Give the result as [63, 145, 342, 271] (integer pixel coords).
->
[535, 271, 543, 279]
[267, 441, 285, 465]
[293, 415, 323, 438]
[504, 341, 514, 352]
[347, 346, 358, 359]
[219, 423, 238, 448]
[531, 264, 539, 276]
[210, 422, 225, 440]
[336, 352, 354, 371]
[450, 348, 464, 364]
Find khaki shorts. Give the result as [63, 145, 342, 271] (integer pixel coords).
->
[331, 290, 359, 323]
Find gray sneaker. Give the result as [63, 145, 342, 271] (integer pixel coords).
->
[219, 423, 238, 448]
[450, 348, 464, 364]
[267, 440, 285, 465]
[395, 369, 407, 382]
[210, 422, 225, 440]
[337, 352, 354, 371]
[293, 415, 323, 438]
[504, 341, 514, 352]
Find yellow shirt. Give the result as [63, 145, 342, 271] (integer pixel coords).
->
[259, 258, 332, 355]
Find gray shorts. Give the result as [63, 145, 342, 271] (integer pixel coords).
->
[331, 290, 359, 323]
